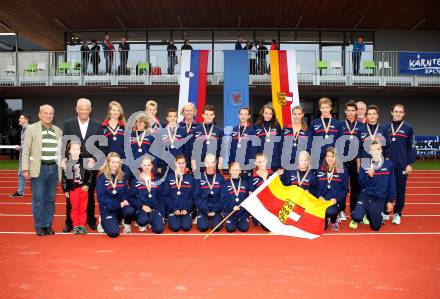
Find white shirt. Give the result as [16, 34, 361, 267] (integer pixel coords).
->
[78, 117, 89, 139]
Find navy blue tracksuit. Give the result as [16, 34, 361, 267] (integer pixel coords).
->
[254, 121, 282, 170]
[340, 119, 364, 212]
[250, 169, 273, 228]
[353, 160, 396, 230]
[101, 120, 126, 158]
[195, 172, 225, 231]
[179, 120, 198, 165]
[191, 123, 224, 168]
[281, 169, 318, 192]
[314, 167, 349, 223]
[163, 173, 195, 232]
[153, 125, 187, 176]
[386, 121, 416, 216]
[358, 123, 390, 166]
[281, 126, 311, 169]
[229, 124, 257, 173]
[129, 176, 164, 234]
[96, 174, 134, 238]
[223, 177, 250, 232]
[309, 117, 342, 166]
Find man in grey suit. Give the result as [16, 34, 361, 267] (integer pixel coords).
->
[10, 114, 30, 198]
[22, 105, 62, 236]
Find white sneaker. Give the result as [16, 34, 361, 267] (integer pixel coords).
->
[339, 211, 347, 221]
[382, 213, 390, 221]
[123, 224, 131, 234]
[392, 214, 401, 225]
[138, 226, 147, 232]
[97, 218, 104, 233]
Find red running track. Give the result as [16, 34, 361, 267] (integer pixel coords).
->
[0, 170, 439, 298]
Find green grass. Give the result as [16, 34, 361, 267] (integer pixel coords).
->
[0, 160, 439, 170]
[0, 160, 19, 170]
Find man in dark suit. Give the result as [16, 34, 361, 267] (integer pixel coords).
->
[62, 98, 102, 232]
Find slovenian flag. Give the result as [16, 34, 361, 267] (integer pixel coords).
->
[269, 50, 300, 128]
[178, 50, 209, 123]
[241, 173, 333, 239]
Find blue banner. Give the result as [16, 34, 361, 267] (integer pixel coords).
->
[399, 52, 440, 75]
[415, 136, 440, 158]
[223, 51, 249, 128]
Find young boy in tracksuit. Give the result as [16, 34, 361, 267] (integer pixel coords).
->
[96, 153, 135, 238]
[223, 162, 250, 233]
[385, 104, 416, 225]
[163, 155, 195, 232]
[351, 141, 396, 231]
[62, 142, 92, 235]
[195, 154, 225, 232]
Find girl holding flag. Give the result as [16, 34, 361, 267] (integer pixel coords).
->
[281, 151, 317, 193]
[229, 108, 257, 177]
[314, 147, 348, 230]
[254, 104, 282, 171]
[223, 162, 250, 233]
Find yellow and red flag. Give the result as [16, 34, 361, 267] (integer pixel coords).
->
[241, 173, 333, 239]
[269, 50, 300, 128]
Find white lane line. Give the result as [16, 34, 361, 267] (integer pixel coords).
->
[0, 232, 439, 236]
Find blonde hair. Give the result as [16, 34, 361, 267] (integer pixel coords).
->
[297, 150, 311, 168]
[100, 152, 125, 181]
[140, 156, 154, 171]
[106, 101, 126, 123]
[291, 105, 308, 131]
[132, 112, 149, 131]
[145, 100, 158, 109]
[180, 102, 196, 116]
[318, 97, 332, 108]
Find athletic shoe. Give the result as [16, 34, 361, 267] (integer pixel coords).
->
[331, 221, 339, 231]
[123, 224, 131, 234]
[362, 215, 370, 225]
[73, 226, 81, 235]
[339, 211, 347, 221]
[45, 227, 55, 235]
[349, 220, 358, 229]
[9, 192, 24, 198]
[138, 226, 147, 232]
[392, 214, 401, 225]
[80, 226, 88, 234]
[382, 213, 390, 221]
[97, 218, 104, 233]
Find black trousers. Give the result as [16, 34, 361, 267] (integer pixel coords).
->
[65, 171, 97, 227]
[343, 159, 360, 212]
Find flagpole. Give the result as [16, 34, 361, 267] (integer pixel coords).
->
[203, 209, 237, 240]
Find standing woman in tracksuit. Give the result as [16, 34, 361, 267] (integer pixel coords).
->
[128, 156, 164, 234]
[351, 141, 396, 231]
[179, 103, 198, 170]
[163, 155, 195, 232]
[223, 162, 250, 233]
[254, 104, 282, 171]
[281, 105, 311, 169]
[195, 154, 225, 232]
[101, 101, 126, 158]
[385, 104, 416, 225]
[96, 152, 135, 238]
[281, 151, 317, 193]
[229, 108, 257, 177]
[314, 147, 349, 230]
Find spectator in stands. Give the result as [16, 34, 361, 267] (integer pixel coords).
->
[181, 40, 193, 51]
[10, 114, 30, 198]
[90, 39, 100, 75]
[102, 33, 115, 74]
[270, 39, 279, 50]
[118, 37, 130, 75]
[351, 36, 365, 75]
[167, 40, 177, 75]
[247, 41, 257, 75]
[235, 37, 243, 50]
[257, 40, 268, 74]
[80, 41, 90, 75]
[22, 105, 62, 236]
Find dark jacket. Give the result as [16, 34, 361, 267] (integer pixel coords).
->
[61, 158, 92, 192]
[62, 117, 102, 159]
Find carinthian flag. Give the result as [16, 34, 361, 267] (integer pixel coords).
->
[241, 173, 333, 239]
[178, 50, 209, 123]
[269, 50, 300, 128]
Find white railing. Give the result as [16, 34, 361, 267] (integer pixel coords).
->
[0, 50, 439, 87]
